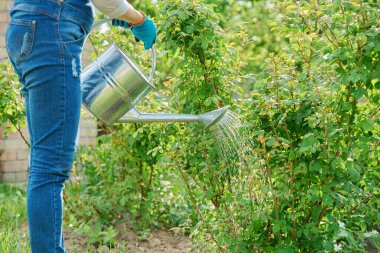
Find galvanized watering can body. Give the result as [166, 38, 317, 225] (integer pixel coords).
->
[81, 43, 155, 125]
[81, 19, 228, 129]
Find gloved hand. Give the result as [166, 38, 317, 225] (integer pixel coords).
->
[112, 13, 157, 50]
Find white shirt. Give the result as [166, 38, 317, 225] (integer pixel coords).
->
[91, 0, 131, 18]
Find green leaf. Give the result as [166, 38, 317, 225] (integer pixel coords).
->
[201, 40, 209, 50]
[203, 97, 213, 106]
[352, 88, 367, 99]
[301, 133, 319, 147]
[285, 4, 298, 11]
[360, 119, 375, 131]
[350, 70, 361, 83]
[266, 137, 276, 147]
[273, 221, 281, 233]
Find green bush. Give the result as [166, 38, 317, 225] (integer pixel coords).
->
[0, 62, 27, 142]
[65, 124, 195, 245]
[240, 1, 380, 251]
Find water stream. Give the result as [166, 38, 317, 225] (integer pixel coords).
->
[209, 110, 254, 168]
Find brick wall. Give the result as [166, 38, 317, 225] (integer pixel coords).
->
[78, 111, 98, 146]
[0, 128, 29, 182]
[0, 0, 98, 182]
[0, 0, 12, 61]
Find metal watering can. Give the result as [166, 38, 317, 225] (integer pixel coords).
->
[81, 19, 229, 129]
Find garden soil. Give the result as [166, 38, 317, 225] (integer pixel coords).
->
[63, 222, 196, 253]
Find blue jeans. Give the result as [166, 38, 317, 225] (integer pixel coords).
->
[6, 0, 94, 252]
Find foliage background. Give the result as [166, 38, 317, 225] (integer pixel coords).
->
[1, 0, 379, 252]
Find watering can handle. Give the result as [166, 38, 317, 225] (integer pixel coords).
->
[90, 17, 156, 82]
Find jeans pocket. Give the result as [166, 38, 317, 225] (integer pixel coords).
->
[6, 19, 36, 62]
[59, 18, 87, 45]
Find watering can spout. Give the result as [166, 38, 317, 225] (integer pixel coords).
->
[118, 106, 230, 129]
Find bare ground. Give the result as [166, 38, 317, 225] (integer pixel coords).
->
[63, 222, 201, 253]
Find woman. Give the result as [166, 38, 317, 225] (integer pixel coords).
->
[6, 0, 156, 252]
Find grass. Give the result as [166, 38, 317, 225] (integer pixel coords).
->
[0, 183, 29, 253]
[0, 183, 130, 253]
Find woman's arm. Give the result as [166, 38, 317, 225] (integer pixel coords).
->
[91, 0, 144, 24]
[91, 0, 156, 50]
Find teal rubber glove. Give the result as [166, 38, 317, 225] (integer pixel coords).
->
[112, 14, 157, 50]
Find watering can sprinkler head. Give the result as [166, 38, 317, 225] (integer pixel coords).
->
[198, 106, 230, 129]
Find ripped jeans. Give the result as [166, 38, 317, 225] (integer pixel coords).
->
[6, 0, 94, 252]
